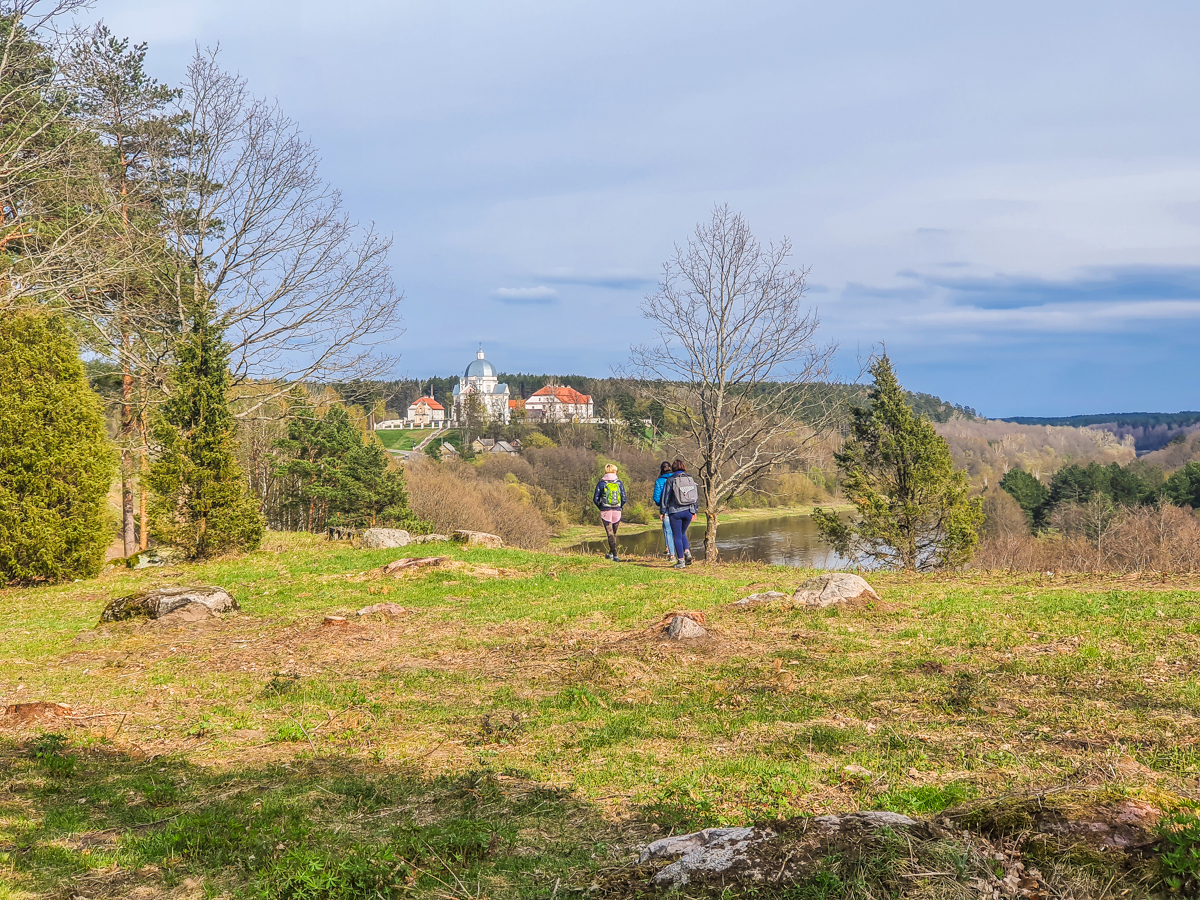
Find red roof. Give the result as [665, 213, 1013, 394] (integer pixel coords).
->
[529, 385, 591, 404]
[410, 396, 444, 411]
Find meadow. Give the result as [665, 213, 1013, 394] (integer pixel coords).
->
[1, 534, 1198, 899]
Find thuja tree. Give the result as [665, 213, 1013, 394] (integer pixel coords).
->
[0, 313, 115, 585]
[149, 319, 263, 558]
[814, 356, 983, 570]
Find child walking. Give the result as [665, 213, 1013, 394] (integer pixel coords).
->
[592, 464, 627, 560]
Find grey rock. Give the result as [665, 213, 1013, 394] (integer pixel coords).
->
[640, 827, 764, 887]
[360, 528, 412, 549]
[731, 591, 790, 607]
[792, 573, 879, 608]
[666, 615, 707, 639]
[411, 533, 451, 544]
[639, 827, 754, 864]
[453, 530, 503, 548]
[812, 810, 918, 830]
[101, 586, 238, 623]
[640, 812, 921, 888]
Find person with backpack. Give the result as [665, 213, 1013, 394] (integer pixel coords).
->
[652, 460, 677, 563]
[660, 458, 698, 569]
[593, 463, 627, 560]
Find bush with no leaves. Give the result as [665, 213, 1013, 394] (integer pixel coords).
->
[404, 460, 549, 549]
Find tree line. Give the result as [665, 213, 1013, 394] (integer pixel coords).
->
[0, 2, 416, 585]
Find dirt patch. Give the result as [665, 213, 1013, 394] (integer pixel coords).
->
[2, 701, 72, 725]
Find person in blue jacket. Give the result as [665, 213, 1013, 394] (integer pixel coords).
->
[652, 461, 677, 563]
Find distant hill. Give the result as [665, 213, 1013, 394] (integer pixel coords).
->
[999, 412, 1200, 453]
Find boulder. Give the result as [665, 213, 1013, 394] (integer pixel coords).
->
[731, 591, 789, 607]
[382, 556, 445, 575]
[792, 573, 878, 608]
[360, 528, 411, 549]
[100, 586, 238, 623]
[640, 827, 764, 887]
[641, 812, 921, 888]
[666, 615, 707, 640]
[453, 530, 503, 548]
[357, 602, 408, 617]
[411, 533, 451, 544]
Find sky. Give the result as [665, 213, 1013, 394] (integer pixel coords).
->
[79, 0, 1200, 416]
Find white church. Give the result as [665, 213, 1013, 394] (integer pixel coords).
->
[452, 347, 512, 424]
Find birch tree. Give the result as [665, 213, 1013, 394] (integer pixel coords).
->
[629, 205, 837, 560]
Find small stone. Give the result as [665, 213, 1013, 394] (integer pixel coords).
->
[666, 615, 707, 639]
[453, 530, 504, 548]
[792, 573, 879, 608]
[322, 616, 349, 627]
[360, 528, 411, 549]
[357, 602, 408, 617]
[731, 591, 789, 607]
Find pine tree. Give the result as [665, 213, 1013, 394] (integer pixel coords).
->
[0, 313, 115, 585]
[999, 467, 1049, 528]
[274, 403, 423, 532]
[149, 319, 263, 558]
[813, 356, 983, 570]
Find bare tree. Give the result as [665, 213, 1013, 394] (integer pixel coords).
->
[150, 47, 404, 417]
[628, 205, 837, 560]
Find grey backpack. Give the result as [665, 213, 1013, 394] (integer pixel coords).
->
[670, 474, 699, 506]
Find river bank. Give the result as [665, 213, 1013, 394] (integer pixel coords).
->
[548, 502, 853, 550]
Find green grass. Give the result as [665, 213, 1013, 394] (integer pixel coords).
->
[1, 533, 1197, 897]
[375, 428, 443, 451]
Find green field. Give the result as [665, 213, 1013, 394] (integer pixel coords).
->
[375, 429, 434, 451]
[1, 535, 1197, 898]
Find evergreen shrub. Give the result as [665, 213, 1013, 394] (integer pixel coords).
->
[0, 312, 115, 585]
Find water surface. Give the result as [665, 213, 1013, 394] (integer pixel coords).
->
[573, 513, 849, 568]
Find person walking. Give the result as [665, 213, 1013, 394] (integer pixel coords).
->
[652, 461, 677, 563]
[592, 463, 627, 560]
[660, 459, 698, 569]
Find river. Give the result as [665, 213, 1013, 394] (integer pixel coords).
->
[572, 512, 850, 567]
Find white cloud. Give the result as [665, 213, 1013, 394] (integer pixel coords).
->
[493, 286, 559, 303]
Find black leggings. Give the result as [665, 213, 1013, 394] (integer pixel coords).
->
[603, 519, 620, 555]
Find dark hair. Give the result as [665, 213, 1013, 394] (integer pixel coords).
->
[660, 461, 673, 475]
[672, 458, 686, 473]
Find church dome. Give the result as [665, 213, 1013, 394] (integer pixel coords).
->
[464, 347, 496, 379]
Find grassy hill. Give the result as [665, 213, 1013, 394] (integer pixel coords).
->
[1, 535, 1196, 897]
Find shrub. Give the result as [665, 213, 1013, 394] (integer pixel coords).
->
[0, 312, 115, 585]
[404, 460, 549, 549]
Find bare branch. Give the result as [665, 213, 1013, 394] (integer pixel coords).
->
[625, 205, 844, 560]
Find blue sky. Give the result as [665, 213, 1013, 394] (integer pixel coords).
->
[82, 1, 1200, 416]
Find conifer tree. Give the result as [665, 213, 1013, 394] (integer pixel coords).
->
[0, 312, 115, 585]
[149, 318, 263, 558]
[814, 356, 983, 570]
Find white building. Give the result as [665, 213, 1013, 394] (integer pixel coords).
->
[406, 396, 445, 426]
[525, 385, 593, 422]
[452, 347, 511, 424]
